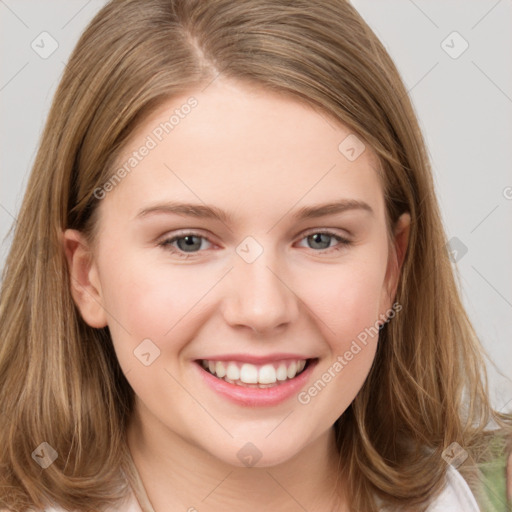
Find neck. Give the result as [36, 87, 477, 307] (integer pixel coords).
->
[126, 400, 347, 512]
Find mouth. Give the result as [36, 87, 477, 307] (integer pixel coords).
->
[193, 357, 318, 407]
[196, 358, 313, 388]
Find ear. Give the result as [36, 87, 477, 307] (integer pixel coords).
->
[381, 212, 411, 311]
[62, 229, 108, 328]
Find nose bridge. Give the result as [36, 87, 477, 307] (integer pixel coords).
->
[222, 237, 298, 333]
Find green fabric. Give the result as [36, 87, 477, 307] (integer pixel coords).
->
[476, 434, 510, 512]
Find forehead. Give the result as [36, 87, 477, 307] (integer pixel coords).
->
[104, 78, 386, 224]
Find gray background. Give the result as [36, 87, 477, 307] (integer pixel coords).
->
[1, 1, 511, 412]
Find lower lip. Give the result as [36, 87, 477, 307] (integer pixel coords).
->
[194, 359, 318, 407]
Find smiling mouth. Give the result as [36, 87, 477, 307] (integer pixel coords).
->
[196, 358, 315, 388]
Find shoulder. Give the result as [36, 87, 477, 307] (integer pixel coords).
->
[425, 464, 480, 512]
[377, 464, 481, 512]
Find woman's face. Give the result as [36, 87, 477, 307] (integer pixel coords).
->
[65, 78, 409, 467]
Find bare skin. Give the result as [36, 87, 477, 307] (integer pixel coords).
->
[64, 77, 410, 511]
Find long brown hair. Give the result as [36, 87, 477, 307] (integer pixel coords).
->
[0, 1, 510, 511]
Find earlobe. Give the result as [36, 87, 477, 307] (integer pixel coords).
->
[62, 229, 108, 328]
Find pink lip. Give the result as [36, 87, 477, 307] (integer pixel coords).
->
[194, 358, 318, 407]
[197, 353, 311, 364]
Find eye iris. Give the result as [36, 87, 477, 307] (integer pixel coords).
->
[177, 235, 202, 252]
[169, 232, 340, 254]
[308, 233, 331, 250]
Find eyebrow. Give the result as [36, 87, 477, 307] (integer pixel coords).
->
[135, 199, 373, 223]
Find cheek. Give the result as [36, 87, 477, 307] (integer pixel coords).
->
[97, 247, 227, 374]
[300, 255, 387, 349]
[101, 266, 203, 335]
[296, 258, 383, 420]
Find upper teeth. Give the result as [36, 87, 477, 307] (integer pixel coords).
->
[201, 359, 307, 385]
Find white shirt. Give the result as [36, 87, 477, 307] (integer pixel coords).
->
[424, 464, 480, 512]
[41, 464, 480, 512]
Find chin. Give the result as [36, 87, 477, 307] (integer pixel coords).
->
[205, 434, 311, 469]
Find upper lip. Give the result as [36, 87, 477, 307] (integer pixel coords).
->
[196, 353, 314, 364]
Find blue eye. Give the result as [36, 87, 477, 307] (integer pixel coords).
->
[297, 231, 351, 252]
[158, 230, 352, 258]
[159, 233, 212, 256]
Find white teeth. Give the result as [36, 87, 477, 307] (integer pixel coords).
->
[276, 363, 288, 381]
[201, 358, 309, 385]
[258, 364, 277, 384]
[226, 362, 240, 381]
[287, 361, 297, 379]
[240, 363, 258, 384]
[215, 361, 226, 378]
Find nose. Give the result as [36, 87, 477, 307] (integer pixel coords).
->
[221, 248, 300, 335]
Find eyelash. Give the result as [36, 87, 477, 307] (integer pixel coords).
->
[158, 229, 352, 258]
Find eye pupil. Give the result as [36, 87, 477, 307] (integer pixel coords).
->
[308, 233, 331, 250]
[177, 235, 202, 252]
[163, 231, 347, 257]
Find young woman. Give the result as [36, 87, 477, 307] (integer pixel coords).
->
[0, 1, 510, 511]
